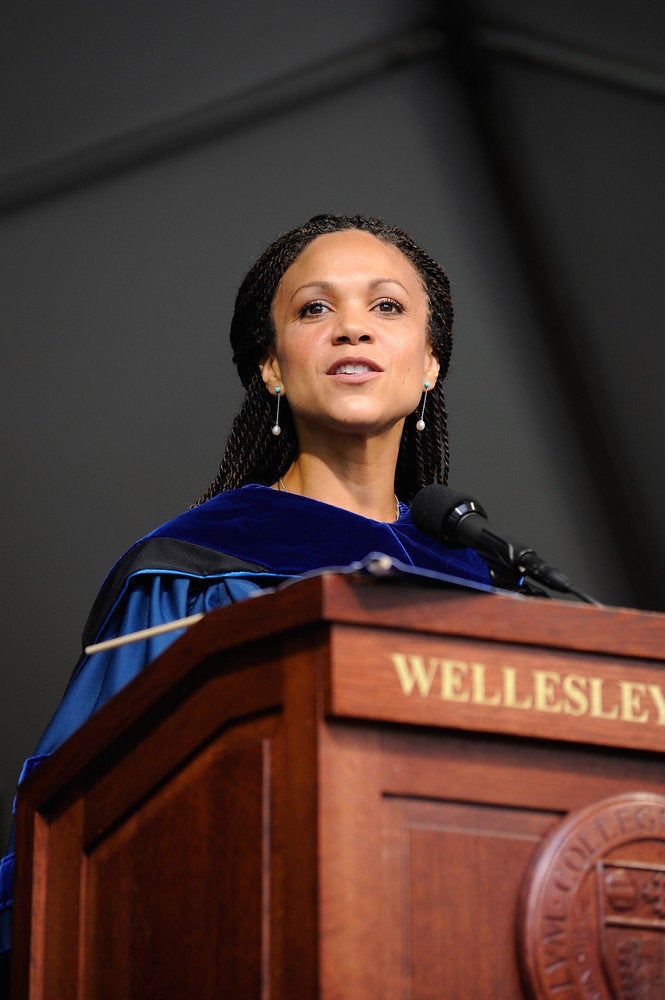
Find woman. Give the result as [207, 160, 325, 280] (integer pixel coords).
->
[0, 214, 490, 961]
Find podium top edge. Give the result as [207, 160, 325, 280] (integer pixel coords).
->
[199, 572, 664, 664]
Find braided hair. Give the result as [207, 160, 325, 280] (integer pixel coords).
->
[195, 214, 454, 505]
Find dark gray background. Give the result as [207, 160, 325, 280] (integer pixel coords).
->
[2, 1, 664, 844]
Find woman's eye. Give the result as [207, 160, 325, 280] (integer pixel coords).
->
[375, 298, 404, 314]
[298, 301, 328, 318]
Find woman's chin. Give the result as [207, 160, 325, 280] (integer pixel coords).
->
[298, 411, 406, 442]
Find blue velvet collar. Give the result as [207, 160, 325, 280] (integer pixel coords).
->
[145, 484, 490, 583]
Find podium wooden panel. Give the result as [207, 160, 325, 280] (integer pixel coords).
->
[11, 575, 665, 999]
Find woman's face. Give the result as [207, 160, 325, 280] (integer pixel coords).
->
[261, 229, 439, 445]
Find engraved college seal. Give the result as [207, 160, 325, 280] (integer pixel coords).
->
[519, 793, 665, 1000]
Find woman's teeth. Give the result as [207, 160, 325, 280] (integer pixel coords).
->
[335, 364, 372, 375]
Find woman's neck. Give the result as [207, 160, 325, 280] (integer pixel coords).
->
[278, 434, 402, 522]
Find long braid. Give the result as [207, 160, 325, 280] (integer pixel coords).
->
[395, 381, 448, 501]
[195, 373, 298, 502]
[439, 390, 451, 485]
[194, 214, 455, 507]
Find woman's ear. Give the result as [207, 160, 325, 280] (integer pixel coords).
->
[424, 350, 440, 386]
[259, 353, 282, 391]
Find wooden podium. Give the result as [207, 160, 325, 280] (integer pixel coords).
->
[11, 575, 665, 999]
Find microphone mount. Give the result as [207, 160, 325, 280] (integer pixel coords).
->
[411, 485, 602, 606]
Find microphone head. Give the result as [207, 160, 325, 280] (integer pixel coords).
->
[411, 484, 487, 545]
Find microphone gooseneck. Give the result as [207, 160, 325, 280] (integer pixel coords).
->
[411, 484, 601, 606]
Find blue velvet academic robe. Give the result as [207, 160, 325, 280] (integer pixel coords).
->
[0, 484, 490, 954]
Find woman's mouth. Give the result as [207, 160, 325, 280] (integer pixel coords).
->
[333, 363, 373, 375]
[327, 357, 382, 381]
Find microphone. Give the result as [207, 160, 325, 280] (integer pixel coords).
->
[411, 484, 600, 605]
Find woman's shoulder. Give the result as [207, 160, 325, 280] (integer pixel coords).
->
[146, 485, 278, 537]
[82, 486, 278, 651]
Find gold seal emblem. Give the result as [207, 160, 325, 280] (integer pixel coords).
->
[519, 792, 665, 1000]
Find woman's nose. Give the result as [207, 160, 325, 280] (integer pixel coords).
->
[332, 308, 372, 344]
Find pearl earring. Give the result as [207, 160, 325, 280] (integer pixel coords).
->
[416, 381, 430, 432]
[271, 386, 282, 436]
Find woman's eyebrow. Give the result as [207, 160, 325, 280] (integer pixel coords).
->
[368, 277, 410, 295]
[289, 280, 335, 303]
[290, 277, 410, 303]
